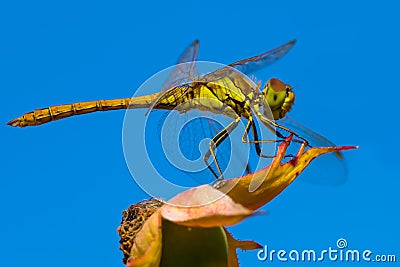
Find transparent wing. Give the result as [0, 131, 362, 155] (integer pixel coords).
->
[146, 40, 199, 115]
[281, 117, 342, 157]
[152, 108, 252, 186]
[202, 40, 296, 87]
[280, 116, 348, 185]
[205, 40, 296, 81]
[161, 40, 199, 90]
[230, 39, 296, 75]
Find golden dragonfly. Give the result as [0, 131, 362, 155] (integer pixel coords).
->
[7, 40, 343, 182]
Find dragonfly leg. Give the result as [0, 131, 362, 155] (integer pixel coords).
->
[204, 116, 241, 180]
[245, 163, 252, 174]
[241, 116, 288, 158]
[255, 111, 309, 146]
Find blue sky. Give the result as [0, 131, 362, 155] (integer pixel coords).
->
[1, 1, 399, 266]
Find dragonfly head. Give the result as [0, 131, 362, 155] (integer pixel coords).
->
[262, 78, 295, 120]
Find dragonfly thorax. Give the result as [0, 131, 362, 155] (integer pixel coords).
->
[262, 78, 295, 120]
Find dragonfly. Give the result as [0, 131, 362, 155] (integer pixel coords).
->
[7, 40, 344, 183]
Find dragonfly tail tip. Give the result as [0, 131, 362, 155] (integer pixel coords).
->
[7, 118, 21, 127]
